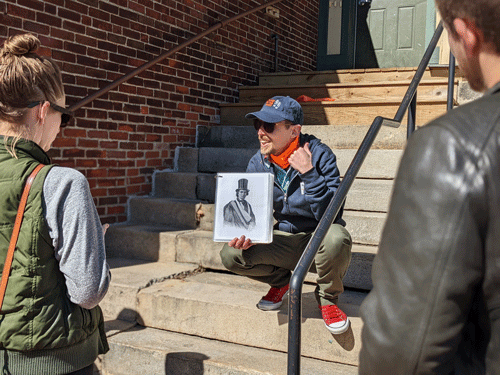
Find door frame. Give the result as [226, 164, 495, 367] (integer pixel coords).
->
[317, 0, 358, 70]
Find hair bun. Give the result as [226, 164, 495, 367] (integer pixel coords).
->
[1, 34, 40, 57]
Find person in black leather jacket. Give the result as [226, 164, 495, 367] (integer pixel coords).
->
[359, 0, 500, 373]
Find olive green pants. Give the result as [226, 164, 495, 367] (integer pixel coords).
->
[220, 223, 352, 306]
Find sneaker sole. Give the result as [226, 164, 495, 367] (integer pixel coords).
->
[324, 317, 350, 335]
[256, 300, 283, 311]
[256, 291, 288, 311]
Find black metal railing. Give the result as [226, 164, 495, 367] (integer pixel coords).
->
[287, 21, 449, 374]
[68, 0, 286, 112]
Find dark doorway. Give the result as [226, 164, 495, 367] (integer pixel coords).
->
[317, 0, 431, 70]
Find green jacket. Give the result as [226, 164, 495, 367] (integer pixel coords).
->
[0, 137, 108, 374]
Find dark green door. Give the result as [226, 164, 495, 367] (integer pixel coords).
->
[318, 0, 430, 70]
[317, 0, 358, 70]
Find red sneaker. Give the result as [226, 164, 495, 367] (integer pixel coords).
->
[320, 304, 350, 334]
[257, 284, 289, 311]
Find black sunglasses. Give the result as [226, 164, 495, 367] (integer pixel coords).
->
[253, 120, 277, 133]
[27, 101, 73, 126]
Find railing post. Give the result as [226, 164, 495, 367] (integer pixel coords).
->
[447, 52, 456, 111]
[407, 91, 417, 138]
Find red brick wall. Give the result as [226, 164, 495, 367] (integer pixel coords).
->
[0, 0, 319, 223]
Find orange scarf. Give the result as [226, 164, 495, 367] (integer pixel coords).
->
[270, 137, 300, 169]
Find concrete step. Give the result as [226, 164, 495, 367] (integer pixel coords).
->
[220, 99, 447, 127]
[197, 147, 256, 173]
[104, 227, 376, 291]
[127, 197, 211, 230]
[124, 198, 385, 245]
[150, 171, 392, 212]
[173, 229, 376, 290]
[100, 320, 358, 375]
[258, 66, 461, 86]
[196, 125, 261, 149]
[153, 171, 216, 200]
[197, 147, 403, 177]
[133, 271, 366, 366]
[239, 79, 456, 103]
[101, 258, 201, 322]
[196, 124, 409, 151]
[344, 210, 385, 246]
[105, 224, 194, 262]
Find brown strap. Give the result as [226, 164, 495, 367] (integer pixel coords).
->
[0, 164, 45, 312]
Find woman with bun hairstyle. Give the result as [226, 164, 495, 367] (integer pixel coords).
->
[0, 34, 110, 375]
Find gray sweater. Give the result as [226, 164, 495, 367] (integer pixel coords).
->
[42, 166, 110, 309]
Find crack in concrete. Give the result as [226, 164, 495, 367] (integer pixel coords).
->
[138, 265, 205, 291]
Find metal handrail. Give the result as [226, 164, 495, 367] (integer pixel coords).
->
[447, 52, 456, 111]
[68, 0, 286, 112]
[287, 21, 446, 374]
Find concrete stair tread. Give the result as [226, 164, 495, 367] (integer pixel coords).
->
[135, 271, 366, 365]
[152, 170, 393, 211]
[105, 221, 377, 291]
[101, 258, 201, 322]
[107, 257, 200, 287]
[197, 147, 403, 178]
[101, 319, 358, 374]
[105, 224, 198, 262]
[172, 229, 376, 289]
[127, 197, 210, 229]
[195, 124, 409, 151]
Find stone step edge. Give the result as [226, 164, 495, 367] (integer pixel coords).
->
[99, 319, 359, 375]
[107, 224, 379, 253]
[134, 273, 365, 365]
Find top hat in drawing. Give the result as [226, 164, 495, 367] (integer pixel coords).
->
[236, 178, 249, 192]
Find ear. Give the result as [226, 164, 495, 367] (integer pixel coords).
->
[452, 18, 482, 56]
[291, 124, 301, 138]
[37, 101, 50, 124]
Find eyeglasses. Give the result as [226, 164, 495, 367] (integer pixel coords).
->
[253, 120, 277, 133]
[27, 101, 73, 126]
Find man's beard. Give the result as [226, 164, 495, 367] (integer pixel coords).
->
[460, 56, 487, 92]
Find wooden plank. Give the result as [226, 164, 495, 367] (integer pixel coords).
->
[239, 80, 457, 103]
[220, 100, 448, 126]
[258, 66, 464, 86]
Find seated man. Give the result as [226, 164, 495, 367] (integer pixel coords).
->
[220, 96, 352, 334]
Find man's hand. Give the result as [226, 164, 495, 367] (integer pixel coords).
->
[289, 142, 313, 174]
[228, 235, 254, 250]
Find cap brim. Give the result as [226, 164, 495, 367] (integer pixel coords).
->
[245, 111, 286, 123]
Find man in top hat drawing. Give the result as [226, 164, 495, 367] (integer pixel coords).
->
[219, 96, 352, 334]
[223, 178, 256, 230]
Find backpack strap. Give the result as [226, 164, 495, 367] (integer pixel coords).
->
[0, 164, 45, 312]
